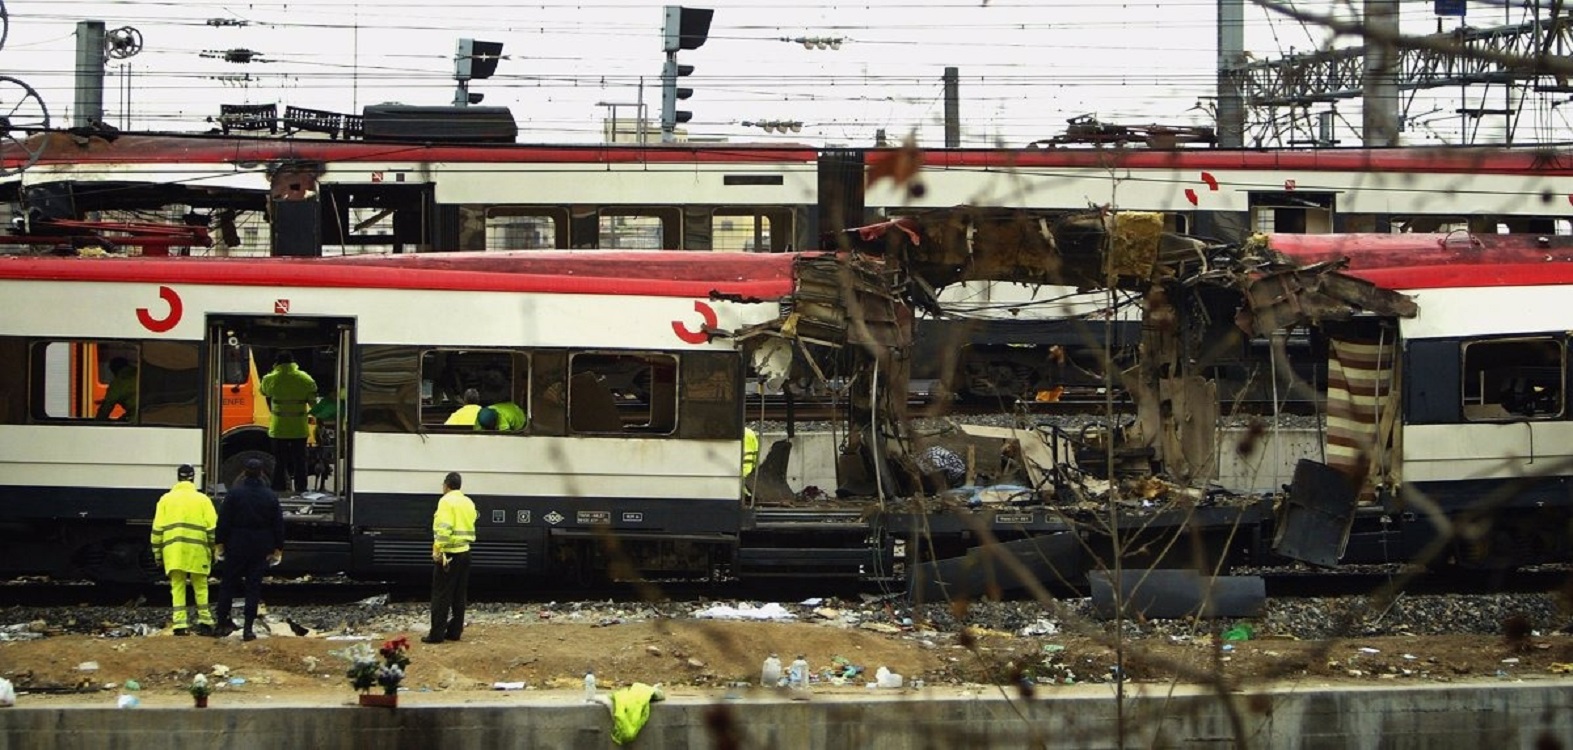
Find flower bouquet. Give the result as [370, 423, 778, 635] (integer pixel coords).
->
[340, 636, 410, 707]
[188, 673, 212, 708]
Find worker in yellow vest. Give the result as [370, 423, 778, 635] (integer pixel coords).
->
[423, 471, 477, 644]
[260, 351, 318, 494]
[150, 464, 218, 636]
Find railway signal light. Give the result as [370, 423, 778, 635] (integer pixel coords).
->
[660, 6, 712, 141]
[453, 39, 504, 108]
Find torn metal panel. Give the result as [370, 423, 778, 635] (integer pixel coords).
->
[1240, 265, 1418, 335]
[1273, 458, 1359, 567]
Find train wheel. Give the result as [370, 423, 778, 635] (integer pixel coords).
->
[219, 449, 275, 489]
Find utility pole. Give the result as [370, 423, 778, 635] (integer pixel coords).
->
[74, 21, 106, 128]
[1362, 0, 1401, 146]
[943, 67, 959, 147]
[1216, 0, 1245, 147]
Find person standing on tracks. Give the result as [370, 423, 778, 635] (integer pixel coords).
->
[423, 471, 476, 644]
[260, 351, 318, 495]
[214, 458, 285, 642]
[151, 464, 218, 636]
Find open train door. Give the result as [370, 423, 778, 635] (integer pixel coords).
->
[201, 314, 355, 519]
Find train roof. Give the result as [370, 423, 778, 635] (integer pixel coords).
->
[0, 250, 812, 299]
[1266, 233, 1573, 291]
[7, 131, 1573, 175]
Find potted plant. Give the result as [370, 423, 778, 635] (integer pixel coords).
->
[341, 636, 410, 707]
[188, 673, 212, 708]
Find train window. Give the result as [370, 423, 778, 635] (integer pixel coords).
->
[26, 339, 200, 426]
[485, 207, 566, 250]
[711, 208, 789, 253]
[1250, 191, 1333, 234]
[568, 353, 677, 435]
[420, 349, 531, 431]
[599, 208, 680, 249]
[0, 337, 24, 424]
[356, 345, 422, 433]
[1461, 337, 1565, 420]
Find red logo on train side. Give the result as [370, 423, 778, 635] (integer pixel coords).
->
[135, 286, 183, 333]
[671, 300, 718, 344]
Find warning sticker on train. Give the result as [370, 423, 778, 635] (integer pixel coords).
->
[543, 511, 564, 525]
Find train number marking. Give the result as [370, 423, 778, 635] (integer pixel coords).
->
[135, 286, 183, 333]
[274, 299, 291, 315]
[995, 513, 1033, 525]
[577, 510, 611, 525]
[671, 300, 718, 344]
[543, 511, 564, 525]
[622, 512, 644, 523]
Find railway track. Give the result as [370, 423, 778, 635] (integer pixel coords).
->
[2, 566, 1564, 609]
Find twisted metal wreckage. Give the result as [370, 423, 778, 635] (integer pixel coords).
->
[736, 206, 1419, 606]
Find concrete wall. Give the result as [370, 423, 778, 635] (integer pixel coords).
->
[3, 682, 1570, 750]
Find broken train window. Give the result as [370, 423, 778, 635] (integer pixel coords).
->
[568, 352, 677, 435]
[1462, 336, 1565, 420]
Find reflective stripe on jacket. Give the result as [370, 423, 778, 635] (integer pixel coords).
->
[150, 481, 217, 574]
[432, 489, 477, 555]
[742, 428, 760, 478]
[260, 363, 318, 439]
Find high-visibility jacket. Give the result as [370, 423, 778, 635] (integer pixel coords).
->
[609, 682, 664, 745]
[432, 489, 477, 555]
[444, 404, 481, 426]
[97, 366, 138, 420]
[261, 363, 318, 439]
[150, 481, 217, 575]
[742, 428, 760, 478]
[472, 401, 528, 432]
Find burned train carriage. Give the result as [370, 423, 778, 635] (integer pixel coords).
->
[0, 250, 903, 582]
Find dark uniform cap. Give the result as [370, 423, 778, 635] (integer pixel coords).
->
[177, 464, 196, 480]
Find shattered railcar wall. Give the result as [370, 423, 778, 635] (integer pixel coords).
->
[732, 252, 913, 501]
[847, 206, 1419, 494]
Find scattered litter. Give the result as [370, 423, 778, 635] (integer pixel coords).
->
[1550, 663, 1573, 674]
[1501, 658, 1520, 665]
[645, 646, 662, 657]
[492, 682, 526, 691]
[1042, 644, 1066, 654]
[859, 622, 902, 635]
[229, 678, 246, 686]
[354, 594, 390, 607]
[75, 662, 99, 672]
[1358, 647, 1380, 654]
[324, 635, 371, 641]
[122, 680, 139, 692]
[1402, 654, 1417, 660]
[692, 603, 795, 621]
[116, 694, 139, 709]
[1222, 624, 1254, 642]
[1222, 644, 1235, 652]
[211, 665, 231, 678]
[800, 598, 824, 606]
[0, 677, 14, 707]
[1018, 619, 1059, 637]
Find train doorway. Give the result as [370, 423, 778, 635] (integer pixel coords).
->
[202, 315, 355, 518]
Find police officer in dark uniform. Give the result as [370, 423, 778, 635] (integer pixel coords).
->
[214, 458, 285, 641]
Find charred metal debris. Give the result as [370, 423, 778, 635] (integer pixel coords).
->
[807, 206, 1417, 512]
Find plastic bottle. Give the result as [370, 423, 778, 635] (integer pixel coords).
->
[761, 654, 782, 687]
[788, 655, 810, 690]
[583, 670, 596, 702]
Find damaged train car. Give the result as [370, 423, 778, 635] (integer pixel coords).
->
[840, 207, 1573, 605]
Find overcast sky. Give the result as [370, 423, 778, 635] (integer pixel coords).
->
[0, 0, 1560, 147]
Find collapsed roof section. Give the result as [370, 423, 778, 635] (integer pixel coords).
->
[837, 206, 1418, 333]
